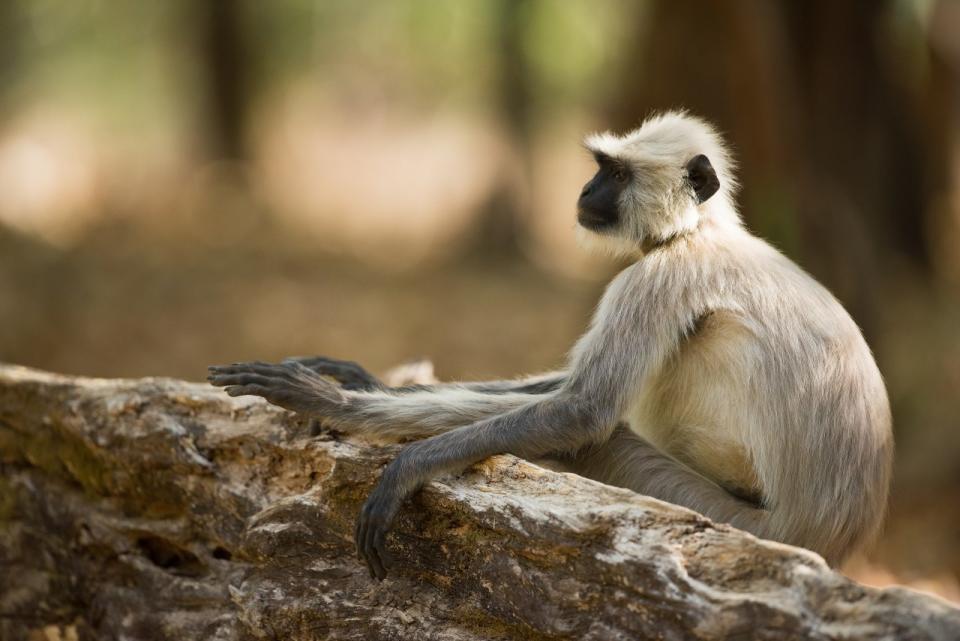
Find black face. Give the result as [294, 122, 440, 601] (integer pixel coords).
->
[577, 153, 630, 231]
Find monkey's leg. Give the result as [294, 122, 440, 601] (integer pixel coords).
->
[560, 424, 768, 538]
[208, 360, 549, 440]
[286, 355, 567, 395]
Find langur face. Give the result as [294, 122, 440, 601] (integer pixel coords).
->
[577, 153, 631, 232]
[577, 152, 719, 232]
[577, 134, 723, 251]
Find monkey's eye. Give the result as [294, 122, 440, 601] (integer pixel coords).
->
[612, 167, 629, 183]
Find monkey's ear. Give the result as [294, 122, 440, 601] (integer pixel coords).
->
[686, 154, 720, 204]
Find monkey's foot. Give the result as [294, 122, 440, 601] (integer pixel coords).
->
[284, 355, 385, 391]
[207, 360, 345, 415]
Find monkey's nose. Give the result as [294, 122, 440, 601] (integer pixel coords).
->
[580, 184, 593, 198]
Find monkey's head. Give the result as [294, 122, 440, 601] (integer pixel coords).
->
[577, 111, 737, 253]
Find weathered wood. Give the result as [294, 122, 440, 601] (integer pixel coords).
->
[1, 365, 957, 640]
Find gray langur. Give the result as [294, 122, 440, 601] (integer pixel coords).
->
[209, 111, 893, 580]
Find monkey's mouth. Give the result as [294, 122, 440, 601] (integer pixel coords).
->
[577, 208, 617, 231]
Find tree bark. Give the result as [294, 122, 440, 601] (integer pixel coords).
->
[1, 365, 958, 640]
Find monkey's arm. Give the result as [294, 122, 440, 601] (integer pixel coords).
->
[208, 360, 557, 440]
[561, 424, 767, 535]
[207, 360, 619, 579]
[288, 355, 566, 395]
[346, 266, 689, 578]
[211, 263, 690, 579]
[353, 390, 617, 578]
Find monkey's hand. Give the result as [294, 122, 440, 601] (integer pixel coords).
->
[355, 447, 426, 581]
[207, 360, 346, 415]
[283, 355, 386, 392]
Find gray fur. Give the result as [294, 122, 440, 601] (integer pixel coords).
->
[209, 111, 893, 579]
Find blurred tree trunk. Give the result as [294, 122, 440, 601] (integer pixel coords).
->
[606, 0, 794, 244]
[606, 0, 955, 335]
[780, 0, 935, 271]
[909, 0, 960, 283]
[196, 0, 250, 161]
[468, 0, 533, 259]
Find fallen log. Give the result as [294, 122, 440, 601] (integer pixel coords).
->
[0, 364, 957, 640]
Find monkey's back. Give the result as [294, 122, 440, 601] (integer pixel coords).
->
[742, 237, 893, 559]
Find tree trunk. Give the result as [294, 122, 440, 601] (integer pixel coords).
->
[1, 365, 958, 640]
[606, 0, 958, 335]
[467, 0, 533, 260]
[196, 0, 250, 161]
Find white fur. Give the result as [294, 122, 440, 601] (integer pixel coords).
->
[583, 111, 740, 251]
[300, 111, 893, 565]
[570, 112, 892, 563]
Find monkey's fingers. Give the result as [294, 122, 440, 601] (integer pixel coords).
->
[364, 522, 388, 581]
[208, 360, 349, 415]
[356, 511, 386, 581]
[207, 372, 279, 388]
[223, 384, 274, 399]
[373, 529, 390, 573]
[207, 361, 286, 377]
[286, 356, 383, 391]
[355, 496, 396, 581]
[288, 355, 358, 371]
[355, 512, 374, 579]
[208, 362, 305, 383]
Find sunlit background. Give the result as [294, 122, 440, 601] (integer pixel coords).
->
[1, 0, 958, 604]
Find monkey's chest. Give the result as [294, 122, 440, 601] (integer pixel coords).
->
[627, 414, 760, 503]
[624, 317, 763, 501]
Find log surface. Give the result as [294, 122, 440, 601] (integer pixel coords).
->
[0, 365, 957, 640]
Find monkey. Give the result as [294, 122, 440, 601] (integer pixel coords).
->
[209, 111, 893, 581]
